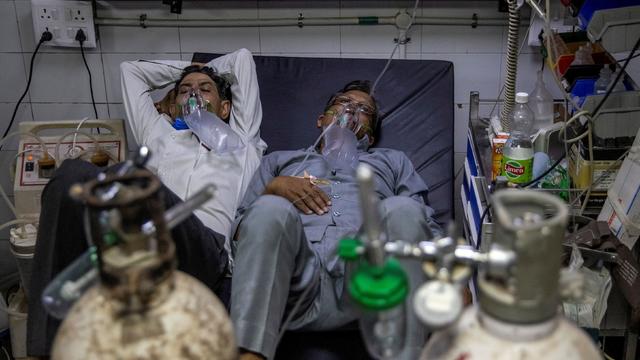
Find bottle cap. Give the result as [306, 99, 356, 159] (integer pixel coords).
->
[515, 92, 529, 103]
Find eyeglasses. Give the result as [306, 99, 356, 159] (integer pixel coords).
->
[324, 109, 373, 136]
[331, 95, 376, 116]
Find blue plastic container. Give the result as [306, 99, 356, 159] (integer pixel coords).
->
[570, 76, 634, 107]
[570, 78, 597, 107]
[578, 0, 640, 29]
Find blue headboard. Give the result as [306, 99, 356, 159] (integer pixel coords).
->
[194, 53, 454, 223]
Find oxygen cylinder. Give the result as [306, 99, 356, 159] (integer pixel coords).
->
[50, 170, 236, 360]
[421, 190, 601, 360]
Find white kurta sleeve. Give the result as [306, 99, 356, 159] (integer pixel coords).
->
[206, 48, 262, 142]
[120, 59, 190, 146]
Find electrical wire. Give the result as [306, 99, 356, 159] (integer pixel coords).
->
[573, 119, 594, 214]
[557, 36, 640, 145]
[592, 36, 640, 118]
[518, 152, 565, 188]
[616, 51, 640, 63]
[557, 110, 590, 144]
[566, 36, 640, 213]
[1, 31, 51, 151]
[78, 35, 98, 120]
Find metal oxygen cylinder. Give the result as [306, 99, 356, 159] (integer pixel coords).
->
[479, 189, 563, 323]
[421, 190, 601, 360]
[50, 169, 235, 360]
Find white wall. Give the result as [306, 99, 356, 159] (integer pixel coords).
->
[1, 0, 638, 237]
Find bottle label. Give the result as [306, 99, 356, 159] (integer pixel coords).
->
[501, 156, 533, 183]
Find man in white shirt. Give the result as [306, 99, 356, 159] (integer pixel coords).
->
[121, 48, 266, 239]
[27, 49, 264, 356]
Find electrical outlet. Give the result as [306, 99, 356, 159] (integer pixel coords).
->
[36, 7, 58, 20]
[68, 7, 89, 22]
[31, 0, 96, 48]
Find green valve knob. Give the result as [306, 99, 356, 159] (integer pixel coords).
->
[338, 237, 363, 261]
[102, 232, 119, 246]
[348, 258, 409, 311]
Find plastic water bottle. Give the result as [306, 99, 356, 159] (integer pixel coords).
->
[594, 67, 612, 95]
[502, 92, 534, 184]
[571, 45, 594, 65]
[529, 70, 554, 132]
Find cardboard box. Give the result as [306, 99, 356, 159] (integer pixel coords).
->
[491, 134, 509, 181]
[598, 131, 640, 249]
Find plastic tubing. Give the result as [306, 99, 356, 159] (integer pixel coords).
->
[54, 130, 100, 164]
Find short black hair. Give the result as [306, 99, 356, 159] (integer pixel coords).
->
[174, 65, 232, 102]
[324, 80, 380, 142]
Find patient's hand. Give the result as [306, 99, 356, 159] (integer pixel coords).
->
[264, 176, 331, 215]
[154, 90, 178, 119]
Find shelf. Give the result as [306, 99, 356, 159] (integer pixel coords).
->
[587, 5, 640, 53]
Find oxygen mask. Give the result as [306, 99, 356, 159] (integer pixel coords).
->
[180, 90, 243, 153]
[181, 90, 210, 116]
[291, 98, 373, 176]
[331, 95, 375, 132]
[330, 105, 363, 134]
[321, 105, 369, 170]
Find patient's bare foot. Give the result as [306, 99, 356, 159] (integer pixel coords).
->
[239, 351, 265, 360]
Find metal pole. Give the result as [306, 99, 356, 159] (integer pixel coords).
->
[95, 15, 516, 28]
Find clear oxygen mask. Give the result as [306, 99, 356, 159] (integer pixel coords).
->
[180, 90, 244, 153]
[291, 102, 371, 177]
[321, 105, 367, 170]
